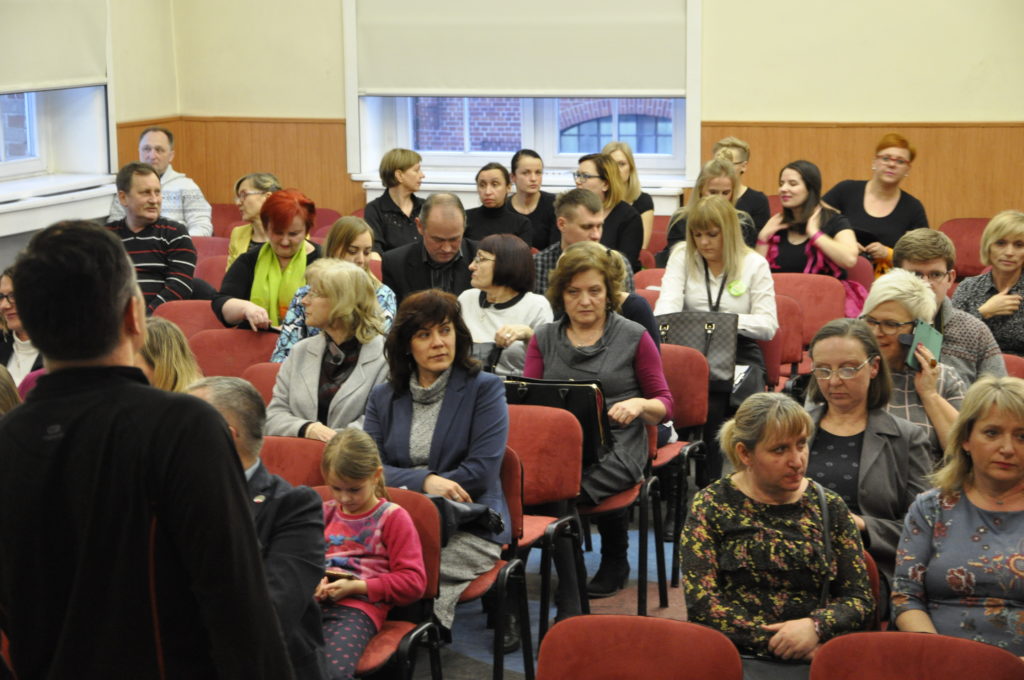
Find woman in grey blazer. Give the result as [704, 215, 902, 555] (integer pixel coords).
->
[804, 318, 932, 583]
[266, 259, 388, 441]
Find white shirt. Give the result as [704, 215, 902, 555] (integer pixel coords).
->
[653, 248, 778, 341]
[7, 332, 40, 385]
[458, 289, 553, 376]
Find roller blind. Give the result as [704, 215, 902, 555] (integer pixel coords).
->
[0, 0, 108, 94]
[355, 0, 687, 97]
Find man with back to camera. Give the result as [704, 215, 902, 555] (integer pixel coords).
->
[532, 188, 636, 296]
[188, 376, 328, 680]
[107, 161, 198, 314]
[107, 126, 214, 236]
[382, 192, 479, 303]
[0, 222, 294, 679]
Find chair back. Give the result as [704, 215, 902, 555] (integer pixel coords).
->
[262, 436, 326, 487]
[508, 405, 583, 507]
[634, 268, 665, 290]
[153, 300, 224, 338]
[636, 288, 660, 309]
[501, 447, 525, 547]
[192, 236, 230, 260]
[211, 203, 244, 237]
[368, 258, 383, 281]
[809, 631, 1024, 680]
[195, 255, 229, 290]
[939, 218, 988, 279]
[189, 328, 278, 377]
[774, 295, 804, 365]
[241, 361, 282, 405]
[1003, 353, 1024, 380]
[845, 255, 875, 293]
[862, 549, 881, 630]
[771, 273, 845, 347]
[648, 214, 670, 255]
[660, 343, 708, 429]
[537, 615, 742, 680]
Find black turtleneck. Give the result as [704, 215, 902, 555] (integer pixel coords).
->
[465, 204, 532, 245]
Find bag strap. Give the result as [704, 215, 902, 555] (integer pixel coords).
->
[813, 480, 832, 607]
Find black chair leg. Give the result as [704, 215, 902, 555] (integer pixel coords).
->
[649, 476, 669, 608]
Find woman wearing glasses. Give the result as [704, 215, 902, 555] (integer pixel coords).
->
[227, 172, 282, 269]
[805, 318, 931, 583]
[574, 153, 644, 272]
[458, 234, 552, 376]
[823, 134, 928, 275]
[859, 269, 966, 460]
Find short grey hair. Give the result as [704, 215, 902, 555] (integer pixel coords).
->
[189, 376, 266, 457]
[420, 192, 466, 228]
[862, 268, 937, 324]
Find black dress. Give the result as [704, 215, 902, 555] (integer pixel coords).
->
[601, 201, 644, 271]
[465, 205, 532, 245]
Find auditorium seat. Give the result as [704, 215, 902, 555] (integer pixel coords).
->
[189, 328, 278, 377]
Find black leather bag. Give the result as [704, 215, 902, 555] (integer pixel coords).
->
[503, 376, 610, 467]
[655, 311, 738, 389]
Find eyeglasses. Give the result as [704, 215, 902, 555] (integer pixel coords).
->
[472, 254, 495, 265]
[860, 315, 916, 335]
[875, 154, 910, 167]
[236, 190, 264, 202]
[0, 292, 13, 304]
[303, 288, 324, 299]
[909, 270, 950, 282]
[573, 171, 600, 182]
[812, 356, 874, 381]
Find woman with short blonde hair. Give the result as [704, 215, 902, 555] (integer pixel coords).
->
[364, 148, 425, 254]
[137, 317, 203, 393]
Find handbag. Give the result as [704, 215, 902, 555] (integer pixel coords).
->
[470, 341, 504, 373]
[655, 259, 738, 390]
[425, 494, 505, 546]
[503, 376, 610, 467]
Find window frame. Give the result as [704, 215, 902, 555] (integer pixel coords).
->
[0, 92, 46, 180]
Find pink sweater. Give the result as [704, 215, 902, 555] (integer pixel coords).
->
[321, 498, 426, 630]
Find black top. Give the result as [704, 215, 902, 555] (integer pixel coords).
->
[212, 242, 322, 324]
[772, 213, 852, 276]
[735, 188, 771, 231]
[507, 191, 557, 250]
[465, 204, 533, 245]
[823, 180, 928, 247]
[600, 201, 644, 272]
[631, 191, 654, 215]
[382, 239, 480, 303]
[0, 331, 43, 376]
[620, 293, 659, 349]
[364, 190, 425, 254]
[808, 428, 865, 515]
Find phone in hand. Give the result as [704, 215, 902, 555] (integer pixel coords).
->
[901, 322, 943, 371]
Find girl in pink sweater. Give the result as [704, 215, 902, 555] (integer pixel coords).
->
[314, 428, 426, 680]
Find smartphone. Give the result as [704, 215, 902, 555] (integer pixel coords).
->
[325, 569, 357, 582]
[903, 322, 943, 371]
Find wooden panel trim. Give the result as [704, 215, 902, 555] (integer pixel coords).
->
[707, 121, 1023, 128]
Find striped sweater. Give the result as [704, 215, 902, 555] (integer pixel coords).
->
[107, 217, 196, 313]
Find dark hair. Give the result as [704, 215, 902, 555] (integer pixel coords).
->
[384, 289, 479, 393]
[13, 221, 137, 361]
[780, 160, 832, 233]
[475, 162, 511, 186]
[115, 161, 159, 193]
[806, 318, 892, 410]
[510, 149, 543, 174]
[554, 188, 603, 220]
[478, 234, 534, 293]
[261, 189, 316, 234]
[138, 126, 174, 148]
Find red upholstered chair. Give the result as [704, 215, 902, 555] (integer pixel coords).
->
[633, 267, 665, 290]
[845, 255, 875, 293]
[639, 249, 656, 270]
[809, 631, 1024, 680]
[767, 194, 782, 216]
[939, 218, 989, 279]
[862, 550, 883, 631]
[189, 328, 278, 377]
[261, 436, 326, 487]
[315, 208, 342, 229]
[772, 273, 846, 375]
[352, 207, 366, 218]
[508, 405, 588, 644]
[153, 300, 224, 338]
[314, 486, 443, 679]
[191, 236, 230, 260]
[368, 258, 382, 281]
[648, 214, 670, 256]
[241, 362, 282, 405]
[536, 615, 742, 680]
[456, 447, 535, 680]
[1003, 353, 1024, 380]
[636, 288, 660, 309]
[211, 203, 245, 237]
[195, 255, 229, 290]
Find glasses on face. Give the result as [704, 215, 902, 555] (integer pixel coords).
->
[0, 292, 13, 304]
[236, 190, 263, 202]
[472, 254, 495, 265]
[812, 356, 874, 381]
[909, 270, 950, 283]
[304, 288, 324, 299]
[876, 154, 910, 167]
[573, 171, 600, 182]
[860, 315, 916, 335]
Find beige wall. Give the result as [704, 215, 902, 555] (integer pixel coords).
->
[109, 0, 179, 121]
[702, 0, 1024, 121]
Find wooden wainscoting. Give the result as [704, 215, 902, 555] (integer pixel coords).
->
[116, 116, 366, 216]
[701, 122, 1024, 227]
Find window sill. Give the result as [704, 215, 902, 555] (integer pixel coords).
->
[0, 173, 115, 236]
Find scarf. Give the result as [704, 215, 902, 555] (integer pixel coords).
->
[250, 242, 309, 325]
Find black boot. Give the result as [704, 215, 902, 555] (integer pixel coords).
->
[553, 533, 584, 620]
[501, 612, 521, 654]
[587, 510, 630, 598]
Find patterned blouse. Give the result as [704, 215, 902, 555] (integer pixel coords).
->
[892, 488, 1024, 654]
[681, 478, 874, 657]
[951, 271, 1024, 356]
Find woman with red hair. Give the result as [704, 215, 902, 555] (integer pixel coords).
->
[214, 188, 322, 329]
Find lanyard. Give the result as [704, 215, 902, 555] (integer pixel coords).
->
[704, 258, 727, 312]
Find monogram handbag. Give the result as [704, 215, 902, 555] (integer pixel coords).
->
[655, 310, 738, 388]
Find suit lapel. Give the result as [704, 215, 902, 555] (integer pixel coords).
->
[246, 462, 275, 529]
[299, 335, 324, 413]
[430, 368, 468, 466]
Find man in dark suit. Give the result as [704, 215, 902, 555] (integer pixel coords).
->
[189, 376, 328, 680]
[383, 192, 479, 303]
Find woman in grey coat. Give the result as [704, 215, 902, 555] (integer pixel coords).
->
[266, 259, 388, 441]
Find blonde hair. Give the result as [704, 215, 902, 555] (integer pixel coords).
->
[712, 136, 751, 163]
[0, 365, 20, 415]
[304, 259, 384, 344]
[322, 427, 388, 500]
[980, 210, 1024, 267]
[932, 376, 1024, 494]
[684, 195, 750, 281]
[546, 241, 624, 316]
[862, 268, 937, 325]
[602, 141, 642, 203]
[719, 392, 813, 471]
[323, 216, 381, 286]
[668, 157, 740, 231]
[379, 148, 422, 188]
[140, 317, 203, 392]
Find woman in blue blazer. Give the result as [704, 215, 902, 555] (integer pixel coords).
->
[364, 289, 509, 633]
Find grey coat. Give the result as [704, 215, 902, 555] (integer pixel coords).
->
[265, 333, 388, 436]
[807, 404, 932, 579]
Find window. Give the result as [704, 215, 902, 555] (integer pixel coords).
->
[0, 92, 44, 179]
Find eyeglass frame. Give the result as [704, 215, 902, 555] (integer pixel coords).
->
[0, 292, 14, 304]
[859, 315, 917, 336]
[811, 356, 875, 381]
[875, 154, 910, 167]
[908, 269, 951, 283]
[572, 171, 601, 182]
[471, 253, 496, 265]
[235, 190, 265, 202]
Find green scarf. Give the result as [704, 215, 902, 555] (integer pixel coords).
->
[250, 242, 309, 325]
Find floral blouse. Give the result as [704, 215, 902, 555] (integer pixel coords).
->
[681, 477, 874, 656]
[892, 488, 1024, 654]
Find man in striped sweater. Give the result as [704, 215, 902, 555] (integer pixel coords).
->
[107, 162, 197, 314]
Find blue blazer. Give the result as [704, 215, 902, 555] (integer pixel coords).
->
[364, 366, 511, 545]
